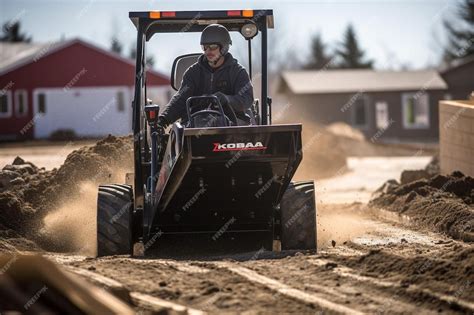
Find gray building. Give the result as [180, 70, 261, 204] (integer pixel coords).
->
[441, 55, 474, 101]
[278, 69, 449, 142]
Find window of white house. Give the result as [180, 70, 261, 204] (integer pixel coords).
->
[351, 98, 368, 128]
[117, 91, 125, 112]
[402, 93, 429, 129]
[0, 91, 12, 118]
[15, 90, 28, 117]
[375, 101, 389, 129]
[37, 93, 46, 114]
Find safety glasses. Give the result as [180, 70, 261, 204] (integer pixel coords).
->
[201, 44, 220, 51]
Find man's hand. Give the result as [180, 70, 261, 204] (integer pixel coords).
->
[157, 116, 169, 131]
[213, 92, 229, 106]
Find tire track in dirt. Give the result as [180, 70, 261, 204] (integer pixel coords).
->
[213, 261, 363, 314]
[306, 256, 474, 313]
[44, 202, 472, 314]
[62, 256, 325, 314]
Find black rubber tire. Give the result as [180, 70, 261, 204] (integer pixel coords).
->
[97, 184, 133, 257]
[280, 181, 317, 250]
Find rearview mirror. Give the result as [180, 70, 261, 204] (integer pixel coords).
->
[171, 53, 201, 91]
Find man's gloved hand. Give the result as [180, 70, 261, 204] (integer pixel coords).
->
[156, 115, 169, 131]
[213, 92, 229, 106]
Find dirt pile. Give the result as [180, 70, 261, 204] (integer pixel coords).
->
[341, 245, 474, 300]
[0, 135, 133, 253]
[424, 155, 440, 177]
[294, 121, 434, 180]
[399, 155, 440, 184]
[370, 171, 474, 241]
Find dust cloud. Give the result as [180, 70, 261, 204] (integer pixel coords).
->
[317, 204, 377, 249]
[41, 182, 98, 255]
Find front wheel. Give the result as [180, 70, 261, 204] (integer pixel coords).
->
[280, 181, 317, 250]
[97, 184, 133, 257]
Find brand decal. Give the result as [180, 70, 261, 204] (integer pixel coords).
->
[213, 142, 267, 152]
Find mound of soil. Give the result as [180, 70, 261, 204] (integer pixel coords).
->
[399, 155, 440, 185]
[424, 155, 440, 177]
[370, 171, 474, 241]
[342, 245, 473, 300]
[0, 135, 133, 252]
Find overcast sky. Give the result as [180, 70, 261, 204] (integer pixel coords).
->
[0, 0, 461, 75]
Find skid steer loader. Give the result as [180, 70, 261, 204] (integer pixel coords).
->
[97, 9, 317, 256]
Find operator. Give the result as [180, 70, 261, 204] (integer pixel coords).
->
[157, 24, 254, 128]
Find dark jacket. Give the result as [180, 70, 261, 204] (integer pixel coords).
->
[160, 53, 254, 125]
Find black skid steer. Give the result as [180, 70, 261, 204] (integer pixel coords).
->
[96, 9, 317, 256]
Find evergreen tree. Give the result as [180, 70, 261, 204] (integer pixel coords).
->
[0, 21, 31, 42]
[110, 36, 123, 54]
[443, 0, 474, 62]
[130, 46, 155, 68]
[304, 33, 333, 69]
[336, 24, 373, 69]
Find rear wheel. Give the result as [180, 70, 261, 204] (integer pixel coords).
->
[280, 181, 317, 250]
[97, 184, 133, 256]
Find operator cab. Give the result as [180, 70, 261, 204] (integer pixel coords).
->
[130, 10, 274, 131]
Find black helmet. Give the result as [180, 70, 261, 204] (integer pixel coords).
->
[200, 24, 232, 55]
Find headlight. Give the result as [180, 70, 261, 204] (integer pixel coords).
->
[241, 23, 258, 39]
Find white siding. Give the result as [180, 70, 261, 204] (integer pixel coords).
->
[32, 86, 132, 138]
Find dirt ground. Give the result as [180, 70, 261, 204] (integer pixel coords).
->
[0, 133, 472, 314]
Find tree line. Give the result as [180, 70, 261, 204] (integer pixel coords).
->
[1, 0, 473, 70]
[304, 0, 473, 70]
[304, 24, 373, 70]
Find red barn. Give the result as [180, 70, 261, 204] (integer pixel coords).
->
[0, 38, 170, 140]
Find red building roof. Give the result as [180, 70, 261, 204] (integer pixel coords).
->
[0, 38, 169, 86]
[0, 38, 170, 140]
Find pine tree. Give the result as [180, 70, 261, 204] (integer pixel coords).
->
[110, 36, 123, 54]
[443, 0, 474, 62]
[304, 33, 333, 69]
[129, 46, 155, 68]
[0, 21, 31, 42]
[336, 24, 373, 69]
